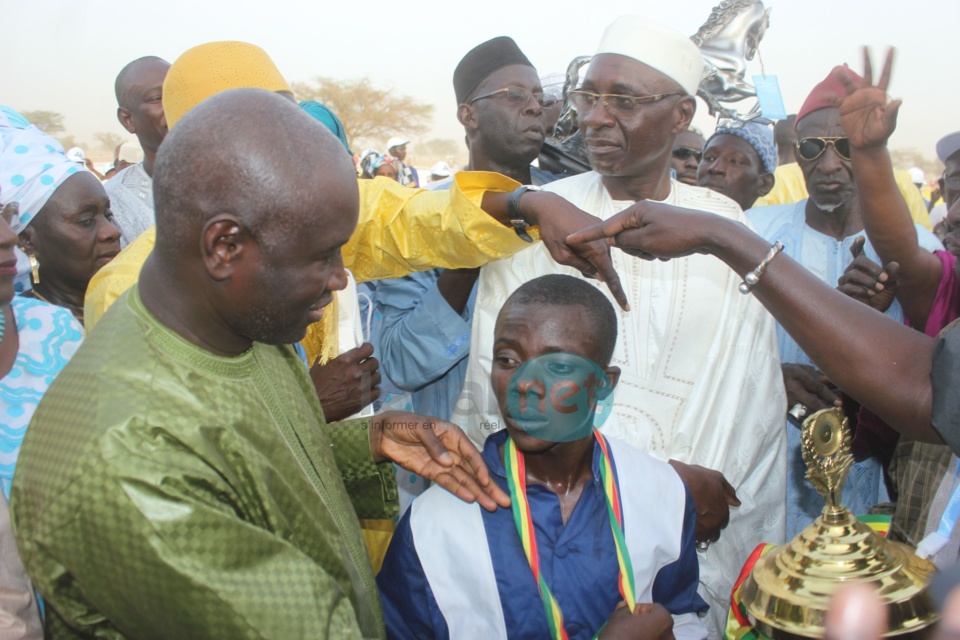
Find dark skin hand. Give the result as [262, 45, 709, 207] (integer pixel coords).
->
[311, 343, 381, 423]
[599, 602, 675, 640]
[668, 460, 740, 544]
[566, 199, 938, 445]
[368, 410, 510, 511]
[781, 363, 840, 413]
[84, 158, 106, 181]
[837, 236, 900, 313]
[833, 47, 943, 330]
[482, 190, 629, 311]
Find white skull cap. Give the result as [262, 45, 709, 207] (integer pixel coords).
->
[594, 15, 705, 96]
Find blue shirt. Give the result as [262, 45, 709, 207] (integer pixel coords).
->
[746, 200, 943, 536]
[375, 168, 559, 420]
[377, 430, 706, 640]
[376, 269, 474, 419]
[747, 200, 943, 367]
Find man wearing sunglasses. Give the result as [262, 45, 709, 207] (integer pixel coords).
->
[670, 129, 705, 186]
[747, 66, 943, 540]
[453, 17, 787, 638]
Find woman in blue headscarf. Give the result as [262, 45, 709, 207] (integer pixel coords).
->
[0, 106, 121, 325]
[0, 109, 86, 501]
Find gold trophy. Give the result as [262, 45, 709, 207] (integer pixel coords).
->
[740, 407, 939, 637]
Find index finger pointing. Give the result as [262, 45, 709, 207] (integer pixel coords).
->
[587, 244, 629, 311]
[567, 208, 643, 246]
[567, 221, 618, 246]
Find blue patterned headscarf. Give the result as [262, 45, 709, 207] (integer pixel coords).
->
[299, 101, 351, 155]
[706, 121, 778, 174]
[0, 105, 88, 233]
[359, 151, 396, 178]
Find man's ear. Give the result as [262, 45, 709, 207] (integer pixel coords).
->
[201, 215, 249, 282]
[117, 107, 136, 135]
[672, 96, 696, 134]
[758, 172, 775, 198]
[604, 365, 621, 392]
[457, 103, 479, 132]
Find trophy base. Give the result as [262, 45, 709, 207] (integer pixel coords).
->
[741, 509, 938, 638]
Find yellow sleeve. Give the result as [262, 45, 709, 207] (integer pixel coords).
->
[84, 227, 155, 331]
[85, 171, 536, 328]
[893, 169, 933, 230]
[346, 172, 537, 283]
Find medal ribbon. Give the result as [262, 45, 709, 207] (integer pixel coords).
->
[504, 430, 637, 640]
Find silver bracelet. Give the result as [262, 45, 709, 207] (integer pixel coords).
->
[739, 241, 784, 294]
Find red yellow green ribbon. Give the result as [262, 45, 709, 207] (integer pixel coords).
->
[505, 430, 637, 640]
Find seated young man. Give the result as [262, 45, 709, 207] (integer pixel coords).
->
[377, 274, 707, 640]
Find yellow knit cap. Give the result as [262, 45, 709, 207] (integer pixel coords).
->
[162, 41, 293, 129]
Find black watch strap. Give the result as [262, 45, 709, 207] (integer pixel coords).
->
[507, 185, 540, 243]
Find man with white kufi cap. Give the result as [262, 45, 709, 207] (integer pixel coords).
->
[453, 16, 786, 637]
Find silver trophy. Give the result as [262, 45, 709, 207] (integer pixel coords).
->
[693, 0, 772, 123]
[541, 0, 773, 173]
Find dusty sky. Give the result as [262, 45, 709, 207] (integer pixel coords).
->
[4, 0, 957, 166]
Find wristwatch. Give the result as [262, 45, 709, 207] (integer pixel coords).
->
[507, 185, 542, 243]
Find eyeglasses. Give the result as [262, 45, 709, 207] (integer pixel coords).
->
[672, 147, 702, 163]
[568, 90, 682, 117]
[796, 137, 852, 161]
[469, 87, 557, 108]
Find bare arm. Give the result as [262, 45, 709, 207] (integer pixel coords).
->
[481, 188, 628, 309]
[838, 49, 941, 328]
[568, 203, 938, 444]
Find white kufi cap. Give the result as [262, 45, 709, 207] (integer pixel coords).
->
[594, 16, 705, 96]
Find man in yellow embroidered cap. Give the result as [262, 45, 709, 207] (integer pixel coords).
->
[84, 40, 629, 423]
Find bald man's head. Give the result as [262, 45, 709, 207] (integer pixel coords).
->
[115, 56, 169, 108]
[115, 56, 170, 155]
[150, 88, 358, 345]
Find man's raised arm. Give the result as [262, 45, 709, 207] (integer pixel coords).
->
[836, 48, 942, 328]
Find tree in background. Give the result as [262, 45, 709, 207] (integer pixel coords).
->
[19, 111, 84, 155]
[56, 135, 79, 151]
[94, 132, 127, 156]
[891, 148, 943, 182]
[292, 77, 433, 151]
[416, 138, 465, 167]
[20, 110, 65, 135]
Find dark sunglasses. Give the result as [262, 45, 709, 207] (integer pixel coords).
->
[796, 136, 851, 161]
[672, 147, 702, 162]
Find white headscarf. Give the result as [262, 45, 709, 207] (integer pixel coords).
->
[0, 105, 90, 233]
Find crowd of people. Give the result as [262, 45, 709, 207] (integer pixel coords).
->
[0, 12, 959, 640]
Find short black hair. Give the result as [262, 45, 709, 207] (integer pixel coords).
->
[503, 274, 618, 365]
